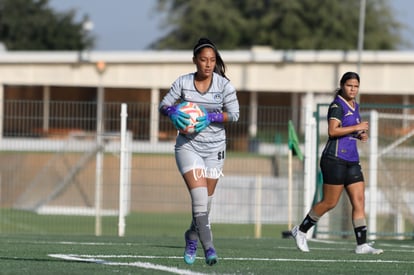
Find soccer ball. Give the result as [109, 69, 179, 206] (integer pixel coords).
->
[178, 101, 205, 134]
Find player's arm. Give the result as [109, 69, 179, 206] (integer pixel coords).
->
[327, 118, 369, 138]
[159, 77, 183, 115]
[221, 82, 240, 123]
[327, 102, 368, 138]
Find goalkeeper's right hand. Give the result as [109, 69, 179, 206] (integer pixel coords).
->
[161, 102, 190, 130]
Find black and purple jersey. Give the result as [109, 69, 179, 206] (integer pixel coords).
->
[321, 95, 361, 162]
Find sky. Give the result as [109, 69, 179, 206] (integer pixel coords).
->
[48, 0, 414, 51]
[48, 0, 166, 51]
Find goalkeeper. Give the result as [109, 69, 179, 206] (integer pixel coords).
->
[159, 38, 239, 266]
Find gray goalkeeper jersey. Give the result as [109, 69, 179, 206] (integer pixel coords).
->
[159, 72, 239, 148]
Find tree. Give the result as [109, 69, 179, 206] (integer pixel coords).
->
[151, 0, 405, 50]
[0, 0, 94, 50]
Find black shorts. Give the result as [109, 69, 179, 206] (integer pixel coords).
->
[320, 155, 364, 186]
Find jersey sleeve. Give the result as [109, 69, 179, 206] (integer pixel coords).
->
[222, 81, 239, 122]
[327, 101, 343, 124]
[159, 76, 183, 111]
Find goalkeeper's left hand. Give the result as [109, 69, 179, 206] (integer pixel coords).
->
[195, 106, 224, 132]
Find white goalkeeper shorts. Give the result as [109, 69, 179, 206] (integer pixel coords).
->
[174, 134, 226, 179]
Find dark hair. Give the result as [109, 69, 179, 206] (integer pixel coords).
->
[336, 71, 360, 96]
[193, 38, 228, 79]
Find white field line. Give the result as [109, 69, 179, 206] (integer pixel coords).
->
[49, 239, 413, 250]
[49, 253, 414, 265]
[45, 239, 414, 274]
[48, 254, 209, 275]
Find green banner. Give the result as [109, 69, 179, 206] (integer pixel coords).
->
[288, 120, 303, 161]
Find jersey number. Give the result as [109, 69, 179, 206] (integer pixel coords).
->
[218, 151, 225, 160]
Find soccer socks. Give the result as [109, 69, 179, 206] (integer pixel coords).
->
[353, 218, 383, 254]
[189, 194, 213, 229]
[194, 212, 214, 250]
[207, 195, 213, 214]
[299, 210, 320, 233]
[188, 194, 214, 237]
[207, 195, 214, 241]
[189, 188, 214, 250]
[353, 218, 367, 245]
[190, 187, 208, 213]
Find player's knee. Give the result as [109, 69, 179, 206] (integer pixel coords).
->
[322, 200, 338, 211]
[190, 187, 208, 213]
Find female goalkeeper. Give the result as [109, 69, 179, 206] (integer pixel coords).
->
[159, 38, 239, 265]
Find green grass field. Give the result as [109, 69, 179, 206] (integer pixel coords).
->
[1, 210, 414, 274]
[1, 234, 414, 274]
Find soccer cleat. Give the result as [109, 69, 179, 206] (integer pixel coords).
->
[183, 236, 198, 265]
[355, 243, 384, 254]
[204, 247, 218, 266]
[291, 225, 310, 252]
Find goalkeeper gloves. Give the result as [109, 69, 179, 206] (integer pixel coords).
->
[161, 102, 190, 130]
[195, 106, 224, 133]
